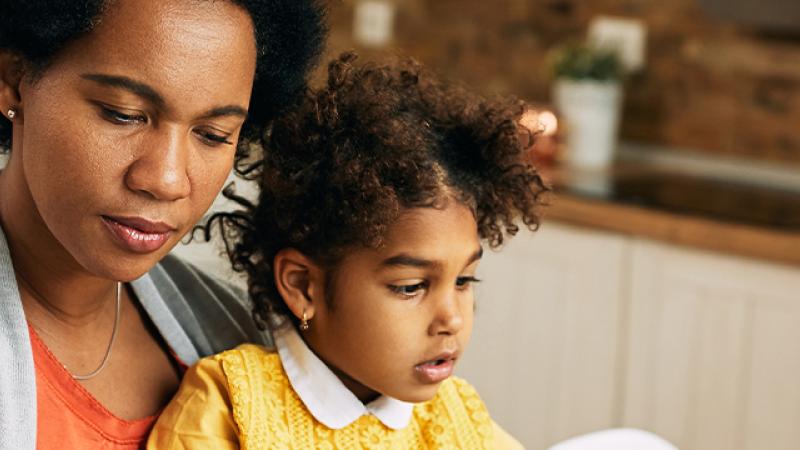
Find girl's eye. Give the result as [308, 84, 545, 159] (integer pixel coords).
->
[195, 129, 234, 147]
[388, 281, 428, 298]
[456, 276, 481, 288]
[100, 105, 147, 125]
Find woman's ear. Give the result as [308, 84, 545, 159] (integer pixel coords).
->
[0, 52, 24, 121]
[273, 248, 325, 323]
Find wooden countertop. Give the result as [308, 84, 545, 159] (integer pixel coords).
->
[540, 164, 800, 267]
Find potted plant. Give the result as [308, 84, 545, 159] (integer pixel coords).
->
[550, 42, 624, 168]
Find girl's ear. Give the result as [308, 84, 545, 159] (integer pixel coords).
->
[0, 52, 24, 121]
[273, 248, 324, 322]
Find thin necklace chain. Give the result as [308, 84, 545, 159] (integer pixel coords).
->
[66, 282, 122, 381]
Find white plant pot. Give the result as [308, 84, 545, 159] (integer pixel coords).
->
[553, 79, 622, 168]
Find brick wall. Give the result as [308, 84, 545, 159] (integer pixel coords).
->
[320, 0, 800, 164]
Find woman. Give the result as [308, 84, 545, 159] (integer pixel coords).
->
[0, 1, 325, 448]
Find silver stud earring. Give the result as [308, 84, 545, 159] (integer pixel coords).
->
[7, 109, 16, 120]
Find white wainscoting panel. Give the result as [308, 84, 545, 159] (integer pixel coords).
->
[458, 222, 629, 449]
[623, 238, 800, 450]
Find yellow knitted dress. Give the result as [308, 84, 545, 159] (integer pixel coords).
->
[148, 344, 522, 449]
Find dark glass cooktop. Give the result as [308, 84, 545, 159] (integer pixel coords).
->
[557, 170, 800, 232]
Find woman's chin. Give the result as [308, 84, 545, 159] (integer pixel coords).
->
[74, 245, 175, 282]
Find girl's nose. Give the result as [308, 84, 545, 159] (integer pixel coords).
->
[125, 129, 191, 201]
[428, 292, 465, 336]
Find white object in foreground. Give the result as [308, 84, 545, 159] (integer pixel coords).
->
[548, 428, 679, 450]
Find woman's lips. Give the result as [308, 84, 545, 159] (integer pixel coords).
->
[414, 353, 457, 384]
[102, 215, 174, 254]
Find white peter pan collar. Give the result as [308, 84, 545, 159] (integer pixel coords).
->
[273, 324, 414, 430]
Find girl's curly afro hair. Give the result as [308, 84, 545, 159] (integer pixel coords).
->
[205, 52, 550, 328]
[0, 0, 327, 150]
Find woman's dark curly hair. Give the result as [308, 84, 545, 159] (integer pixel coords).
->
[0, 0, 327, 151]
[206, 52, 550, 328]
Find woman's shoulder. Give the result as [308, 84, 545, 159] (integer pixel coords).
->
[132, 254, 272, 362]
[153, 253, 248, 307]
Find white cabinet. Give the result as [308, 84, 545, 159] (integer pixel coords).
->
[457, 221, 800, 450]
[623, 238, 800, 450]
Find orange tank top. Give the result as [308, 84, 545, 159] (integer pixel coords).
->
[29, 325, 159, 450]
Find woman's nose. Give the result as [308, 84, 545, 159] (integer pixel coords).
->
[125, 128, 191, 201]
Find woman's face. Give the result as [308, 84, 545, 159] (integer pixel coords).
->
[8, 0, 256, 280]
[304, 200, 481, 404]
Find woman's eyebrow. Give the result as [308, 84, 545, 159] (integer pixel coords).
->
[81, 73, 166, 109]
[81, 73, 248, 120]
[199, 105, 248, 120]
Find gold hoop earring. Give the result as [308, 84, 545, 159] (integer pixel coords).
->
[300, 310, 310, 331]
[7, 109, 16, 120]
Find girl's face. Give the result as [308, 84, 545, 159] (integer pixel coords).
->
[304, 200, 481, 404]
[4, 0, 256, 281]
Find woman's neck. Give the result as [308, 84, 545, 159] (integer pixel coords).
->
[14, 266, 116, 328]
[0, 160, 118, 326]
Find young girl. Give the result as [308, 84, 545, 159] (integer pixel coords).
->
[148, 53, 548, 449]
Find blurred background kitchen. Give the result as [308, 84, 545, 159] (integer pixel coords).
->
[176, 1, 800, 449]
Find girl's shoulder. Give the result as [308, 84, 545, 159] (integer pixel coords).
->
[149, 345, 285, 450]
[180, 344, 285, 413]
[207, 345, 297, 448]
[211, 344, 289, 406]
[211, 344, 283, 384]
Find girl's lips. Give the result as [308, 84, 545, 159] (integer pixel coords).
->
[414, 358, 456, 384]
[102, 216, 174, 254]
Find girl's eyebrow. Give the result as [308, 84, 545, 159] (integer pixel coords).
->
[381, 247, 483, 269]
[382, 254, 438, 269]
[469, 246, 484, 265]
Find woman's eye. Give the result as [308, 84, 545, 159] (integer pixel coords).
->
[456, 276, 481, 288]
[195, 129, 234, 147]
[100, 106, 146, 125]
[389, 282, 428, 297]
